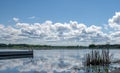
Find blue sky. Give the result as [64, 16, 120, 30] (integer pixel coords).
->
[0, 0, 120, 25]
[0, 0, 120, 45]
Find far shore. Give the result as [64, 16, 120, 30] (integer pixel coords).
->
[0, 47, 120, 50]
[0, 43, 120, 49]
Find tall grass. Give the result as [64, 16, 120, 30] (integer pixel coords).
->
[84, 49, 112, 66]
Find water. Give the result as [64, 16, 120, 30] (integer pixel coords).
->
[0, 49, 120, 73]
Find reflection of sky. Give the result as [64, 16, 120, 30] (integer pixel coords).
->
[0, 49, 119, 73]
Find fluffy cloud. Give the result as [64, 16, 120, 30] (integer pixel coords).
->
[0, 12, 120, 45]
[110, 31, 120, 44]
[13, 17, 19, 22]
[108, 12, 120, 30]
[1, 21, 108, 45]
[108, 12, 120, 44]
[0, 24, 24, 43]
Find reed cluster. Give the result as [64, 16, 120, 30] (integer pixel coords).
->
[84, 49, 112, 66]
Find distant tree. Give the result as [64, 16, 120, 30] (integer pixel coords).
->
[89, 44, 96, 48]
[0, 43, 7, 47]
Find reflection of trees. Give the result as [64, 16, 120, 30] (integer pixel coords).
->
[85, 66, 109, 73]
[34, 70, 47, 73]
[70, 66, 109, 73]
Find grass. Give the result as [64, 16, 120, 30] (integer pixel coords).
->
[84, 49, 112, 66]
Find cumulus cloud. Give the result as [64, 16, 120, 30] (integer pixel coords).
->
[110, 31, 120, 44]
[13, 17, 19, 22]
[0, 12, 120, 45]
[0, 20, 110, 45]
[10, 21, 109, 45]
[0, 24, 24, 44]
[108, 12, 120, 30]
[107, 12, 120, 44]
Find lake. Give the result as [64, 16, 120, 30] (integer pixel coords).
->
[0, 49, 120, 73]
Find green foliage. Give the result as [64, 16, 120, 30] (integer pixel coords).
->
[89, 44, 96, 48]
[0, 43, 120, 49]
[0, 43, 88, 49]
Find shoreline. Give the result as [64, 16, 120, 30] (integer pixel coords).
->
[0, 47, 120, 50]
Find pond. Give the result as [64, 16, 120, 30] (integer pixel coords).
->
[0, 49, 120, 73]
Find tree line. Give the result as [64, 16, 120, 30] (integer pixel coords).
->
[0, 43, 120, 49]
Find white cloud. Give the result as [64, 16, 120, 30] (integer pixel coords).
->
[0, 21, 110, 45]
[0, 24, 24, 44]
[28, 16, 35, 19]
[108, 12, 120, 30]
[0, 24, 4, 29]
[107, 12, 120, 44]
[0, 12, 120, 45]
[13, 17, 19, 22]
[9, 21, 109, 45]
[104, 24, 109, 30]
[110, 31, 120, 44]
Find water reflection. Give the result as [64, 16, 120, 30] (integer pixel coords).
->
[85, 66, 109, 73]
[0, 58, 114, 73]
[0, 49, 119, 73]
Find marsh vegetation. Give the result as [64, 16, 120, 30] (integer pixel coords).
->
[84, 49, 112, 66]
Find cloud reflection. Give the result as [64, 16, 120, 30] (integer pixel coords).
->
[0, 50, 119, 73]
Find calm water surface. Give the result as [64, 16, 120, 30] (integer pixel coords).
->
[0, 49, 120, 73]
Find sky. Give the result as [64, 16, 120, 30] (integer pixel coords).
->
[0, 0, 120, 46]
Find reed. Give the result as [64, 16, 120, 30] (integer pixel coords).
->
[84, 49, 112, 66]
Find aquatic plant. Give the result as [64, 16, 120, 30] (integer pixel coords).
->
[85, 65, 109, 73]
[84, 49, 112, 66]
